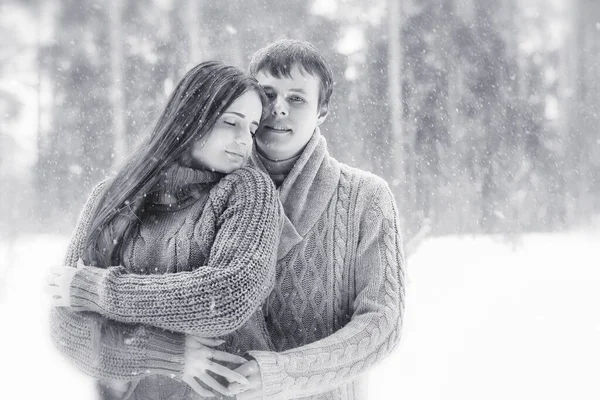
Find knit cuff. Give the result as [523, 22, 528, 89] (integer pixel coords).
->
[247, 351, 288, 400]
[144, 328, 186, 378]
[70, 265, 109, 312]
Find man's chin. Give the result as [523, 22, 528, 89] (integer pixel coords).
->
[255, 138, 288, 159]
[256, 132, 287, 148]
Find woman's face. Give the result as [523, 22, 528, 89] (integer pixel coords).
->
[189, 90, 262, 173]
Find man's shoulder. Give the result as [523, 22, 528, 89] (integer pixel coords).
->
[336, 160, 390, 196]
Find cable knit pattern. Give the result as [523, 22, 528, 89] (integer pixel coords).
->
[248, 130, 406, 400]
[50, 165, 282, 399]
[333, 168, 351, 332]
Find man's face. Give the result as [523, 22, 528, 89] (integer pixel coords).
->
[255, 65, 327, 161]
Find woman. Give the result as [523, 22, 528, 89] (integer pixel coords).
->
[48, 61, 282, 400]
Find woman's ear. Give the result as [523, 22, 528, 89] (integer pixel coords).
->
[316, 105, 329, 126]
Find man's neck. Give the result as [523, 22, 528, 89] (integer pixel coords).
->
[256, 147, 301, 187]
[255, 144, 303, 163]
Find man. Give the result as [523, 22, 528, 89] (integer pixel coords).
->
[230, 39, 406, 400]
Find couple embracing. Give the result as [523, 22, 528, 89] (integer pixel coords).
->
[48, 39, 405, 400]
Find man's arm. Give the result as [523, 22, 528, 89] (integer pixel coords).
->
[50, 182, 187, 381]
[246, 179, 406, 400]
[67, 167, 281, 337]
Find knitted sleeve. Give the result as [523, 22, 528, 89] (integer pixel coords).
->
[50, 182, 187, 381]
[248, 177, 406, 400]
[69, 167, 282, 337]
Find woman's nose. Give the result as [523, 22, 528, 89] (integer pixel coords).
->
[235, 127, 251, 146]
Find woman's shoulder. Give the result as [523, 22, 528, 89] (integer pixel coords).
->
[80, 178, 111, 210]
[89, 178, 109, 196]
[209, 166, 277, 206]
[224, 165, 272, 185]
[216, 166, 274, 192]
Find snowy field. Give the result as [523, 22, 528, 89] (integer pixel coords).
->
[1, 226, 599, 400]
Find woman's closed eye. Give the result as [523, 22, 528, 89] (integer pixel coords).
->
[224, 118, 256, 136]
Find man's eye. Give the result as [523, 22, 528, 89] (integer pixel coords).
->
[290, 96, 305, 102]
[265, 92, 276, 99]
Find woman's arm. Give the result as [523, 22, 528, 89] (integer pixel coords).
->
[50, 182, 187, 381]
[68, 167, 282, 337]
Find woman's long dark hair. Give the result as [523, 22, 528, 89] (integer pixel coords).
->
[83, 61, 266, 268]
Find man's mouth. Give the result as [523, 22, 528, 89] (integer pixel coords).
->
[265, 125, 292, 133]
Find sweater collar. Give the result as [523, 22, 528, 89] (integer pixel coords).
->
[250, 128, 341, 260]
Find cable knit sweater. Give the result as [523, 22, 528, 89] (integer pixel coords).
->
[50, 165, 282, 400]
[245, 129, 406, 400]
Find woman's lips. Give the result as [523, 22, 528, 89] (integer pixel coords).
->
[225, 150, 245, 158]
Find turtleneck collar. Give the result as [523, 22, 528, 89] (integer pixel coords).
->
[255, 149, 301, 187]
[147, 163, 224, 211]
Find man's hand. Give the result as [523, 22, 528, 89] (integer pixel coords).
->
[228, 360, 263, 400]
[97, 380, 131, 400]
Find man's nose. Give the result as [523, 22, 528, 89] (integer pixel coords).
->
[271, 98, 288, 117]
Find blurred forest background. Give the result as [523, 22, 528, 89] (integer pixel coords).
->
[0, 0, 598, 243]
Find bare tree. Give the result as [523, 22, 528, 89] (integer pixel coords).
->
[388, 0, 411, 220]
[109, 0, 126, 169]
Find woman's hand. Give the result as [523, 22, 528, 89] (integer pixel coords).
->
[46, 261, 81, 307]
[182, 336, 251, 397]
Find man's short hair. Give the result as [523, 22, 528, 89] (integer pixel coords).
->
[248, 39, 334, 110]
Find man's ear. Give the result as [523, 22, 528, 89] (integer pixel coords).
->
[316, 104, 329, 126]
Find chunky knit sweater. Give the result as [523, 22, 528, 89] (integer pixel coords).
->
[245, 129, 406, 400]
[50, 165, 282, 399]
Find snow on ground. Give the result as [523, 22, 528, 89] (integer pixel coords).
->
[369, 226, 600, 400]
[1, 226, 599, 399]
[0, 235, 94, 399]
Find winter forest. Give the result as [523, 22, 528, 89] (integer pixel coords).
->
[2, 0, 598, 240]
[1, 0, 600, 399]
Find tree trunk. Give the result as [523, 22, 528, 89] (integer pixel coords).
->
[185, 0, 203, 67]
[109, 0, 126, 170]
[388, 0, 411, 229]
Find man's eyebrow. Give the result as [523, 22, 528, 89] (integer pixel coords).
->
[261, 85, 307, 94]
[223, 111, 259, 126]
